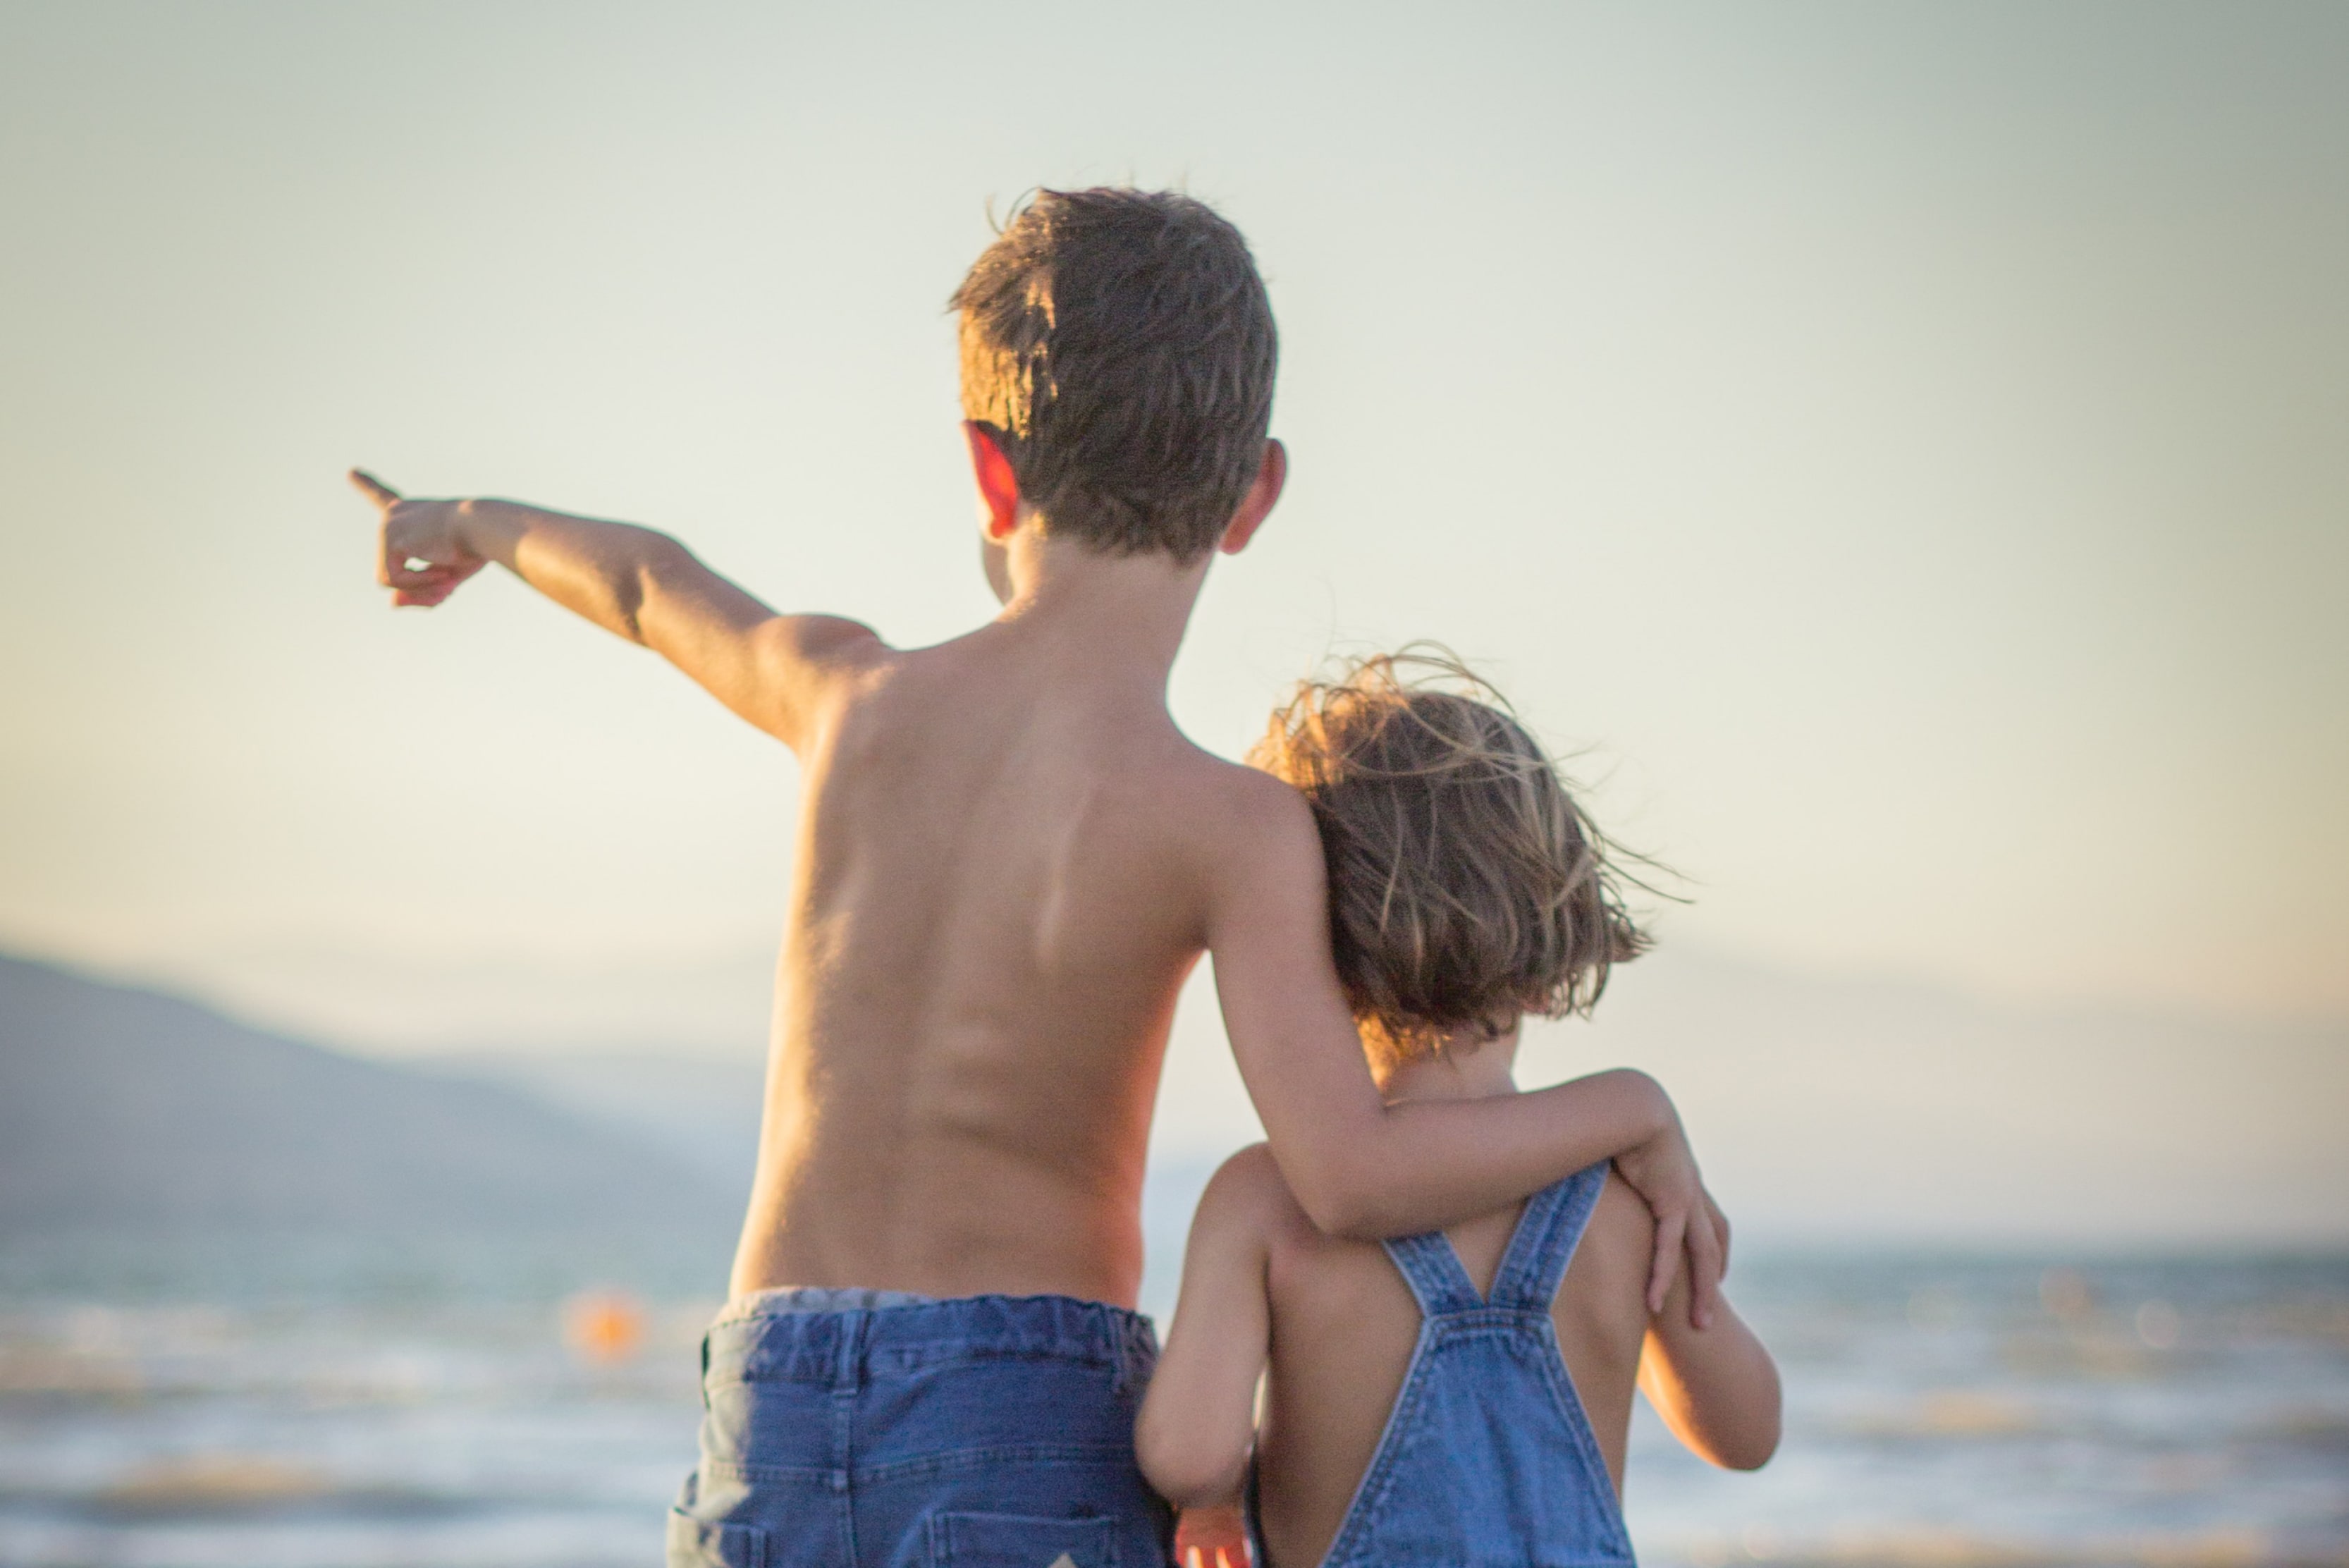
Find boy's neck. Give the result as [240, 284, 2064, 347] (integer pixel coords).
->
[1377, 1021, 1523, 1105]
[986, 521, 1213, 691]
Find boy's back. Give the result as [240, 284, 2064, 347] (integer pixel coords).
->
[735, 593, 1282, 1305]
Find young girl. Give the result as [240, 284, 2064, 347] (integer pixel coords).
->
[1137, 651, 1779, 1567]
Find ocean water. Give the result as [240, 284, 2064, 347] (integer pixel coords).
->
[1, 1227, 2343, 1568]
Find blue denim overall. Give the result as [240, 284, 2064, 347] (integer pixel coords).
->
[1258, 1161, 1638, 1568]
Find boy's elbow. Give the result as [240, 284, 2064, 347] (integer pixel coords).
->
[1313, 1197, 1397, 1244]
[619, 535, 696, 638]
[1264, 1122, 1413, 1239]
[1283, 1153, 1392, 1241]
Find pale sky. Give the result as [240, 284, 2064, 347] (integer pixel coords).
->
[4, 1, 2345, 1058]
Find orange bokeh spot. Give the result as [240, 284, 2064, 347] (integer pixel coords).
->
[563, 1290, 646, 1364]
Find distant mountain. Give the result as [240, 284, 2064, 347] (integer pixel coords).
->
[0, 955, 731, 1234]
[438, 1051, 766, 1191]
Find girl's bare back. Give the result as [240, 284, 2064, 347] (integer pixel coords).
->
[1251, 1156, 1657, 1568]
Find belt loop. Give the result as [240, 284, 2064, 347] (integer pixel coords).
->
[828, 1311, 867, 1505]
[1118, 1306, 1158, 1397]
[835, 1306, 871, 1392]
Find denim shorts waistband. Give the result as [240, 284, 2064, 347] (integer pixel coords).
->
[703, 1291, 1160, 1392]
[720, 1285, 940, 1318]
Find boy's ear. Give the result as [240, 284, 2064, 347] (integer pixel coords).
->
[1218, 439, 1287, 556]
[963, 422, 1022, 541]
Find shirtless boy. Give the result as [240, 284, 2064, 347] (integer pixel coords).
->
[355, 188, 1726, 1568]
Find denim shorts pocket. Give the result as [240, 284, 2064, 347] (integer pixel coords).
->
[925, 1509, 1117, 1568]
[668, 1509, 768, 1568]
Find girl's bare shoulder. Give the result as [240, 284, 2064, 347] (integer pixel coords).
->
[1198, 1143, 1363, 1273]
[1198, 1144, 1316, 1237]
[1559, 1170, 1659, 1323]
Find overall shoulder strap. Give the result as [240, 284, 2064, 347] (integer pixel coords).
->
[1380, 1231, 1486, 1317]
[1488, 1162, 1612, 1312]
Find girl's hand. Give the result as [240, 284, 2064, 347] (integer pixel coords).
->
[1174, 1505, 1252, 1568]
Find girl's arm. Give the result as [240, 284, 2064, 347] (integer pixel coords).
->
[1134, 1146, 1283, 1508]
[1637, 1251, 1781, 1470]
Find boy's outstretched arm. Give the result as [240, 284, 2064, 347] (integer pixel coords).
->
[352, 471, 880, 751]
[1206, 773, 1728, 1325]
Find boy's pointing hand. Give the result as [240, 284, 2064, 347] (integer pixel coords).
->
[352, 468, 489, 608]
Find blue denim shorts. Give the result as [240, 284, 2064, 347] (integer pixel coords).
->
[668, 1290, 1172, 1568]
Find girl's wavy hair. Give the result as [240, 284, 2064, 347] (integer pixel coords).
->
[1249, 647, 1655, 1064]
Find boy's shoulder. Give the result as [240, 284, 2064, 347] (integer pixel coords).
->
[1068, 713, 1324, 883]
[840, 637, 1300, 811]
[1176, 742, 1317, 831]
[1153, 747, 1326, 894]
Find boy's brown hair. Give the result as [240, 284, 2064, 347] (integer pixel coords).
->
[1251, 649, 1650, 1065]
[950, 187, 1278, 563]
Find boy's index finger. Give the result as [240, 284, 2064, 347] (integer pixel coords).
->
[348, 468, 402, 508]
